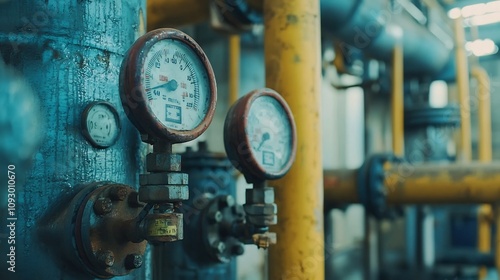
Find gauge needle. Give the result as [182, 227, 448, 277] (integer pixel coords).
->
[150, 79, 178, 91]
[256, 132, 270, 151]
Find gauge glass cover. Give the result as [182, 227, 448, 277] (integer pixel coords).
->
[246, 96, 293, 173]
[142, 39, 211, 131]
[82, 102, 121, 148]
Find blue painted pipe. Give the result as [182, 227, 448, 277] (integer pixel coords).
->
[0, 1, 146, 279]
[321, 0, 453, 77]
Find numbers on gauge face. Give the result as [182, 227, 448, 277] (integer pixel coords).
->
[246, 96, 293, 173]
[142, 39, 211, 131]
[82, 102, 121, 148]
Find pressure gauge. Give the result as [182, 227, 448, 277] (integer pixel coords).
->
[224, 88, 297, 183]
[120, 28, 217, 143]
[81, 101, 121, 148]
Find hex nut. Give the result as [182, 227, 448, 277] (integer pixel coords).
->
[125, 254, 143, 269]
[231, 243, 245, 256]
[109, 185, 128, 201]
[93, 197, 113, 215]
[247, 214, 278, 226]
[139, 185, 189, 203]
[208, 210, 223, 223]
[96, 250, 115, 267]
[219, 195, 235, 207]
[212, 241, 226, 254]
[244, 203, 277, 215]
[246, 187, 274, 204]
[140, 172, 188, 186]
[146, 153, 181, 172]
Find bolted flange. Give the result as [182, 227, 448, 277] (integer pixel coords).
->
[74, 183, 147, 278]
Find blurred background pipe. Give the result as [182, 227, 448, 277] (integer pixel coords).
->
[325, 162, 500, 205]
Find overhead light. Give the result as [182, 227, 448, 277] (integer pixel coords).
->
[465, 12, 500, 26]
[465, 39, 498, 56]
[447, 1, 500, 26]
[461, 3, 486, 18]
[448, 7, 461, 19]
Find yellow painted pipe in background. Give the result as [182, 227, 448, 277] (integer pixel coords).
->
[453, 18, 472, 162]
[264, 0, 324, 279]
[324, 169, 359, 207]
[495, 204, 500, 276]
[228, 35, 240, 106]
[472, 66, 493, 279]
[324, 162, 500, 205]
[474, 67, 493, 162]
[391, 44, 404, 157]
[147, 0, 210, 30]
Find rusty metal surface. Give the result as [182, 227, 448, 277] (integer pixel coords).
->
[120, 28, 217, 144]
[75, 184, 147, 278]
[0, 1, 147, 279]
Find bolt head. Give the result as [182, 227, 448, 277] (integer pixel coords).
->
[231, 243, 245, 256]
[97, 250, 114, 267]
[219, 195, 235, 207]
[93, 197, 113, 215]
[109, 185, 128, 201]
[212, 241, 226, 254]
[208, 211, 223, 223]
[125, 254, 143, 269]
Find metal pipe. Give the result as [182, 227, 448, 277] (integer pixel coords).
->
[325, 162, 500, 205]
[147, 0, 210, 30]
[391, 44, 404, 157]
[320, 0, 452, 76]
[453, 18, 472, 162]
[324, 169, 359, 206]
[471, 66, 493, 279]
[496, 204, 500, 276]
[228, 35, 240, 105]
[264, 0, 324, 279]
[0, 0, 146, 278]
[473, 67, 492, 162]
[478, 204, 493, 278]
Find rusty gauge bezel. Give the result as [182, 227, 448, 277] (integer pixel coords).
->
[120, 28, 217, 144]
[224, 88, 297, 183]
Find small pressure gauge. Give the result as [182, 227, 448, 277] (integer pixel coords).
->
[224, 88, 297, 183]
[81, 101, 121, 148]
[120, 28, 217, 143]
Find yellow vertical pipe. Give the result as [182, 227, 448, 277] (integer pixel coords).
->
[473, 66, 493, 279]
[391, 44, 404, 157]
[147, 0, 210, 30]
[473, 67, 492, 162]
[453, 18, 472, 162]
[264, 1, 324, 279]
[228, 35, 240, 106]
[495, 204, 500, 276]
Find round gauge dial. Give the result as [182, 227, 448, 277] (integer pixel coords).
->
[224, 88, 297, 183]
[120, 28, 217, 143]
[81, 101, 121, 148]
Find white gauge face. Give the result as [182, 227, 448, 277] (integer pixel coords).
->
[84, 103, 120, 148]
[246, 96, 293, 173]
[142, 39, 211, 131]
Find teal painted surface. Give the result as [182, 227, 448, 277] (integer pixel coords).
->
[0, 1, 147, 279]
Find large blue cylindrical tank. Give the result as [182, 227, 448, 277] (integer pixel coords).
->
[0, 1, 146, 279]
